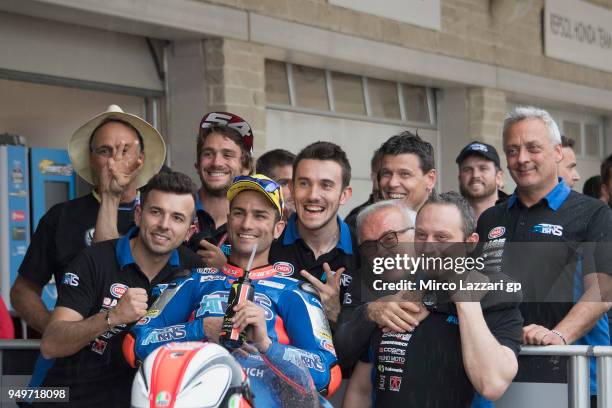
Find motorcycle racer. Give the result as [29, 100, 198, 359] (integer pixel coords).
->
[124, 175, 341, 396]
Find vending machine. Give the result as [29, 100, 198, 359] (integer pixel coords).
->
[0, 145, 30, 309]
[0, 145, 75, 311]
[29, 148, 76, 309]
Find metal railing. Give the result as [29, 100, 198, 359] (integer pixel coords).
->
[0, 341, 609, 407]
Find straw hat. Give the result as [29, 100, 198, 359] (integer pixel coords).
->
[68, 105, 166, 188]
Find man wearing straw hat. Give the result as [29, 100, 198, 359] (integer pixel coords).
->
[11, 105, 166, 334]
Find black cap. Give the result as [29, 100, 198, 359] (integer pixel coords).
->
[456, 142, 500, 167]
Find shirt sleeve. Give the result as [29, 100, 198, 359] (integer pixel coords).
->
[18, 206, 59, 287]
[55, 250, 98, 318]
[277, 286, 341, 394]
[483, 305, 524, 357]
[582, 205, 612, 276]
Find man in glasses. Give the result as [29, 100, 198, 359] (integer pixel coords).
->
[338, 193, 522, 407]
[269, 141, 359, 325]
[125, 174, 341, 397]
[189, 111, 253, 268]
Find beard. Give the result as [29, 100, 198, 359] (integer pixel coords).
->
[460, 180, 497, 200]
[201, 179, 231, 197]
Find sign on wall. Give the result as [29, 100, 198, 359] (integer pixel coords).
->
[329, 0, 440, 31]
[544, 0, 612, 73]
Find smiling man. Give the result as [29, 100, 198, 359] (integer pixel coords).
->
[126, 174, 341, 398]
[269, 142, 359, 325]
[477, 106, 612, 405]
[189, 111, 253, 268]
[378, 132, 437, 211]
[38, 171, 202, 407]
[456, 142, 507, 220]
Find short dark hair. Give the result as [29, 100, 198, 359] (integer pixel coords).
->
[256, 149, 296, 178]
[421, 191, 475, 240]
[293, 141, 351, 188]
[583, 175, 603, 199]
[601, 153, 612, 186]
[89, 118, 144, 153]
[197, 125, 252, 171]
[371, 148, 383, 174]
[379, 131, 435, 174]
[140, 171, 196, 209]
[561, 135, 575, 148]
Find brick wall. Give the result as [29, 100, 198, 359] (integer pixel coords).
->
[198, 0, 612, 91]
[204, 38, 267, 156]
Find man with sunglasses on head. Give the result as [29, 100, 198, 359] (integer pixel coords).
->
[268, 141, 359, 326]
[125, 174, 342, 397]
[189, 111, 253, 268]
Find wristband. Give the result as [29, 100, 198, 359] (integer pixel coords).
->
[550, 329, 567, 345]
[105, 307, 114, 332]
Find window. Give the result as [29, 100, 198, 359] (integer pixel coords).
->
[265, 60, 435, 127]
[369, 78, 401, 120]
[265, 60, 290, 105]
[292, 65, 329, 111]
[331, 72, 365, 115]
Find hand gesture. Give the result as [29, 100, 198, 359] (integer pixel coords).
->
[99, 140, 143, 197]
[111, 288, 148, 326]
[232, 300, 271, 354]
[300, 263, 345, 323]
[197, 239, 228, 269]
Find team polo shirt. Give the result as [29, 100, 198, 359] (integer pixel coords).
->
[476, 180, 612, 392]
[188, 193, 231, 255]
[19, 193, 136, 289]
[37, 228, 202, 408]
[371, 297, 523, 408]
[269, 213, 360, 307]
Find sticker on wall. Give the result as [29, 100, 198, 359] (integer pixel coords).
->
[11, 160, 24, 185]
[11, 211, 25, 222]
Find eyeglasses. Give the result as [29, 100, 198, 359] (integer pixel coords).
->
[359, 226, 414, 256]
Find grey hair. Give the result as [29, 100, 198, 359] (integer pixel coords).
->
[503, 106, 561, 146]
[356, 200, 417, 243]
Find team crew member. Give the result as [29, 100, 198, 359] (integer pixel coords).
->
[38, 172, 203, 408]
[341, 193, 522, 408]
[378, 132, 436, 211]
[477, 106, 612, 404]
[126, 175, 341, 395]
[189, 111, 253, 267]
[456, 141, 508, 220]
[558, 135, 580, 189]
[269, 142, 358, 324]
[255, 148, 296, 220]
[339, 134, 437, 345]
[11, 104, 165, 334]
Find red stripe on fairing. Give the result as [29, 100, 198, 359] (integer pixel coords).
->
[261, 354, 310, 396]
[148, 345, 201, 408]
